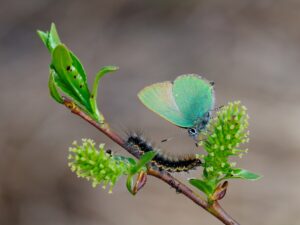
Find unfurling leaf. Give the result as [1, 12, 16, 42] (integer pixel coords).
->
[38, 23, 117, 123]
[229, 168, 262, 181]
[90, 66, 119, 123]
[37, 23, 61, 53]
[189, 179, 214, 196]
[48, 70, 63, 104]
[130, 151, 157, 174]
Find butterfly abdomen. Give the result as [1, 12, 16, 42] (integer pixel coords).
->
[125, 133, 202, 172]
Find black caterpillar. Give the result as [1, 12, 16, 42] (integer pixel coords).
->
[125, 133, 202, 172]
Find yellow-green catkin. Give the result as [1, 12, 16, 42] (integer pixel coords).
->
[199, 101, 249, 180]
[68, 139, 131, 193]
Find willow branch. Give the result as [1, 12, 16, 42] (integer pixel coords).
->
[63, 97, 240, 225]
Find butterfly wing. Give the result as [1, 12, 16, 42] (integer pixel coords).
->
[172, 74, 215, 124]
[138, 81, 194, 127]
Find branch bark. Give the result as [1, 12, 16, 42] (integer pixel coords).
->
[63, 97, 240, 225]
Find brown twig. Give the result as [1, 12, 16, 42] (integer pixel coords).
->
[63, 97, 240, 225]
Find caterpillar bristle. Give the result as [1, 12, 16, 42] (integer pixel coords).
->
[125, 132, 202, 173]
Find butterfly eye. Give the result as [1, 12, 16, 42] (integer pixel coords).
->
[188, 128, 198, 137]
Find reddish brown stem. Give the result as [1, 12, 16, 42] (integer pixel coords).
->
[63, 97, 240, 225]
[148, 169, 239, 225]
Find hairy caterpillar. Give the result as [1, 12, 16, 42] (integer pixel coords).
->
[125, 132, 202, 172]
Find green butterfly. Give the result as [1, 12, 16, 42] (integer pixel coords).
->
[138, 74, 215, 139]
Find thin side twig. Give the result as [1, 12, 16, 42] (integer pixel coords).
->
[63, 97, 240, 225]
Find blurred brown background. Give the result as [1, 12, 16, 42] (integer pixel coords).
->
[1, 0, 300, 224]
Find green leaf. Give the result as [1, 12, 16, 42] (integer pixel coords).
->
[37, 24, 88, 88]
[189, 179, 214, 196]
[130, 151, 157, 175]
[90, 66, 119, 122]
[112, 155, 136, 166]
[48, 23, 61, 50]
[127, 158, 137, 166]
[70, 52, 88, 83]
[126, 174, 134, 195]
[51, 44, 91, 110]
[37, 23, 61, 53]
[51, 69, 86, 110]
[48, 70, 64, 104]
[37, 30, 48, 47]
[230, 168, 262, 181]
